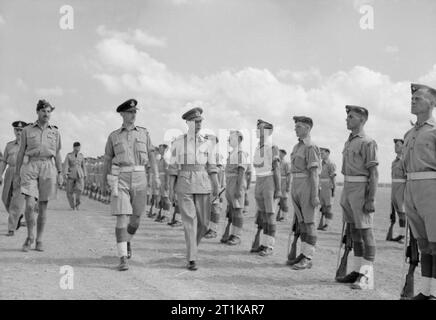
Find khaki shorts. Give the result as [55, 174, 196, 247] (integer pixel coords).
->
[391, 182, 405, 213]
[319, 182, 333, 207]
[111, 171, 147, 216]
[254, 175, 277, 213]
[20, 159, 57, 201]
[340, 182, 373, 229]
[225, 175, 246, 209]
[291, 177, 316, 223]
[404, 180, 436, 242]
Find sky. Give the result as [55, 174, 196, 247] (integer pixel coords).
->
[1, 0, 436, 182]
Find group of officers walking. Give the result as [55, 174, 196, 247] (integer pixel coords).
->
[1, 82, 436, 300]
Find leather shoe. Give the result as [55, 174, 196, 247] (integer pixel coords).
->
[187, 261, 198, 271]
[118, 256, 129, 271]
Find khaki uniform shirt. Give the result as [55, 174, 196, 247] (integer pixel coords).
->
[2, 140, 20, 167]
[168, 133, 218, 194]
[290, 137, 320, 174]
[341, 131, 378, 176]
[104, 125, 153, 167]
[63, 152, 87, 179]
[402, 118, 436, 173]
[21, 121, 61, 158]
[391, 156, 406, 179]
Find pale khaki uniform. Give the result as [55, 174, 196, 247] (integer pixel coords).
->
[19, 121, 61, 201]
[63, 152, 87, 208]
[169, 133, 217, 262]
[1, 140, 26, 230]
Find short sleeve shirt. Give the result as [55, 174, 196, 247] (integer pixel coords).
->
[104, 125, 153, 167]
[320, 159, 336, 179]
[391, 157, 406, 179]
[402, 118, 436, 173]
[21, 122, 61, 158]
[341, 131, 378, 176]
[253, 142, 280, 177]
[290, 137, 320, 174]
[2, 140, 20, 166]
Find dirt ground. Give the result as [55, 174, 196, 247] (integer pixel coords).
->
[0, 185, 415, 300]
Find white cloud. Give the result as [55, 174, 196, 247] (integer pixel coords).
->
[96, 25, 167, 48]
[85, 29, 435, 182]
[171, 0, 211, 6]
[35, 86, 64, 97]
[0, 14, 5, 25]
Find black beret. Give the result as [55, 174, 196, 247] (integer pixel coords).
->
[159, 143, 169, 149]
[36, 99, 54, 111]
[182, 107, 203, 121]
[345, 105, 369, 119]
[73, 142, 81, 147]
[320, 147, 330, 153]
[279, 149, 287, 155]
[12, 121, 27, 128]
[116, 99, 138, 113]
[293, 116, 313, 128]
[411, 83, 436, 99]
[393, 139, 404, 144]
[257, 119, 273, 129]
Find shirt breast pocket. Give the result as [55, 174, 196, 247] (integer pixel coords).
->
[27, 133, 39, 148]
[47, 132, 57, 150]
[113, 140, 126, 156]
[136, 139, 148, 164]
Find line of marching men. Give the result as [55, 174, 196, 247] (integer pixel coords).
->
[1, 82, 436, 300]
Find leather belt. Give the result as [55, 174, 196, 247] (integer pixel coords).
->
[392, 178, 406, 183]
[180, 164, 206, 172]
[119, 166, 145, 173]
[320, 178, 330, 182]
[406, 171, 436, 181]
[344, 175, 368, 183]
[29, 156, 53, 161]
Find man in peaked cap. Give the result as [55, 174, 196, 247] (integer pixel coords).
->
[0, 121, 28, 236]
[102, 99, 160, 271]
[387, 139, 407, 243]
[250, 119, 281, 256]
[401, 83, 436, 299]
[336, 105, 378, 290]
[287, 116, 321, 270]
[63, 142, 87, 210]
[168, 106, 219, 271]
[15, 100, 63, 252]
[317, 147, 336, 231]
[276, 149, 291, 222]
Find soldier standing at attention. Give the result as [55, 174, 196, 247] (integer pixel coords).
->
[168, 107, 219, 271]
[388, 139, 407, 243]
[401, 84, 436, 299]
[277, 149, 291, 222]
[336, 105, 378, 290]
[102, 99, 160, 271]
[317, 147, 336, 231]
[204, 136, 225, 239]
[287, 116, 320, 270]
[15, 100, 64, 252]
[250, 119, 281, 257]
[0, 121, 28, 236]
[63, 142, 87, 210]
[221, 130, 248, 245]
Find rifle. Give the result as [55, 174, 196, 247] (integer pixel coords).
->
[287, 216, 300, 261]
[400, 224, 419, 299]
[335, 222, 353, 280]
[386, 202, 396, 241]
